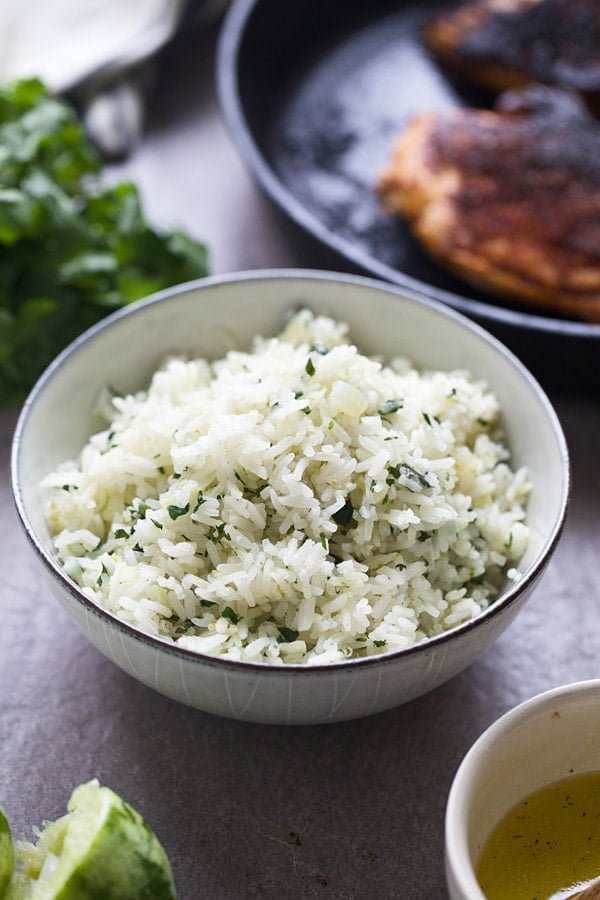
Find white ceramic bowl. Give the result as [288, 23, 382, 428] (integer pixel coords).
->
[12, 270, 569, 725]
[446, 680, 600, 899]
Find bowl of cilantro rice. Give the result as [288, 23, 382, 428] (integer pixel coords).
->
[11, 270, 569, 724]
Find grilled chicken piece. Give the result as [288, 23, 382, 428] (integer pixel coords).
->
[378, 87, 600, 321]
[425, 0, 600, 98]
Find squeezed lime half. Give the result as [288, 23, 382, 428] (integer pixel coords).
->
[7, 781, 176, 899]
[0, 808, 14, 898]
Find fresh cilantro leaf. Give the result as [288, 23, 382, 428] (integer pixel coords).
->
[278, 627, 299, 643]
[221, 606, 240, 625]
[0, 79, 208, 405]
[167, 503, 189, 520]
[468, 573, 486, 586]
[378, 398, 403, 415]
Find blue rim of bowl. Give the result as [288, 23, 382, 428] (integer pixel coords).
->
[11, 269, 570, 676]
[216, 0, 600, 341]
[445, 678, 600, 899]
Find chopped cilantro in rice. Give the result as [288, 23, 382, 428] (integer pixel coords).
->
[42, 310, 530, 665]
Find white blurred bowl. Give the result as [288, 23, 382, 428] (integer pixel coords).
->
[445, 680, 600, 899]
[12, 270, 569, 724]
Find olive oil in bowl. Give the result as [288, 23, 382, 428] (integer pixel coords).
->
[477, 772, 600, 899]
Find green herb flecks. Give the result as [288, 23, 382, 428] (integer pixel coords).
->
[278, 627, 299, 643]
[114, 528, 129, 540]
[167, 503, 189, 521]
[387, 463, 431, 491]
[192, 491, 205, 513]
[233, 473, 263, 498]
[207, 522, 230, 544]
[319, 532, 329, 551]
[378, 398, 403, 416]
[373, 640, 387, 648]
[467, 573, 485, 586]
[200, 599, 216, 608]
[173, 618, 195, 635]
[95, 563, 109, 587]
[125, 501, 148, 522]
[221, 606, 241, 625]
[305, 357, 315, 376]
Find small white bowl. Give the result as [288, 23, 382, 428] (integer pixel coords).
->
[445, 680, 600, 899]
[12, 270, 569, 724]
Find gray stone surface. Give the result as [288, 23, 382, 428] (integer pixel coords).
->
[1, 22, 599, 900]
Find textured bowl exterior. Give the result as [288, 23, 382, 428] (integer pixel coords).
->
[12, 271, 569, 725]
[36, 560, 544, 725]
[445, 680, 600, 900]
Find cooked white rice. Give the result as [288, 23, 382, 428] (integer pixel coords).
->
[43, 309, 530, 665]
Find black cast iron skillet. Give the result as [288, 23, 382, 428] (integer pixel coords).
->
[217, 0, 600, 391]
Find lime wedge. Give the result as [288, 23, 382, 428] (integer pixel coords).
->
[7, 781, 176, 899]
[0, 808, 14, 898]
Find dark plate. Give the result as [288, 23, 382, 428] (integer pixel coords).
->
[217, 0, 600, 390]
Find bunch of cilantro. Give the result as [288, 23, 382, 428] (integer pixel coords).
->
[0, 79, 208, 404]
